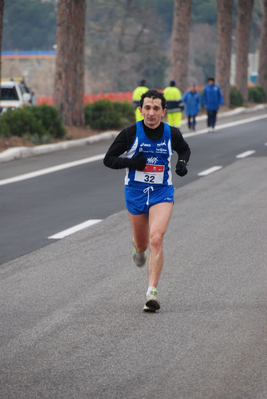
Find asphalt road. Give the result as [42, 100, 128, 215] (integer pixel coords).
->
[1, 153, 267, 398]
[0, 108, 266, 265]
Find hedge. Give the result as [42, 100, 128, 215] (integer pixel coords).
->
[0, 105, 66, 142]
[230, 86, 243, 108]
[248, 86, 266, 103]
[84, 99, 135, 130]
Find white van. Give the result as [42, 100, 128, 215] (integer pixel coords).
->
[0, 78, 32, 113]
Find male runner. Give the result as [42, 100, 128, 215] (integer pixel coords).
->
[103, 89, 191, 312]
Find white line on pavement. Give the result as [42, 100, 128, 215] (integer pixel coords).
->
[198, 166, 223, 176]
[48, 219, 103, 239]
[236, 150, 256, 158]
[183, 114, 267, 139]
[0, 154, 105, 186]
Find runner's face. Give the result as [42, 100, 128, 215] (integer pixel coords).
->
[140, 97, 166, 129]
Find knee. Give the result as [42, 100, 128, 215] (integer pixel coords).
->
[150, 231, 164, 251]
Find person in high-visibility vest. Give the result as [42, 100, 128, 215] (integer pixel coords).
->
[163, 81, 183, 128]
[132, 79, 149, 122]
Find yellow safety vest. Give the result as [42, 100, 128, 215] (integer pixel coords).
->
[132, 86, 149, 107]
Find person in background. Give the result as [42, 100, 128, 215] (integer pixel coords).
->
[163, 80, 183, 128]
[202, 77, 223, 132]
[182, 84, 201, 131]
[132, 79, 149, 122]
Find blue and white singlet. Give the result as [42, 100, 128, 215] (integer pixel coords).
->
[125, 121, 173, 187]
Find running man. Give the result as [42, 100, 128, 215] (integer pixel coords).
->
[103, 89, 191, 312]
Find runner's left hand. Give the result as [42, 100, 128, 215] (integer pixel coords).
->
[175, 160, 187, 177]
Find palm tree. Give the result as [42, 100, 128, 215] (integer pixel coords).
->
[258, 0, 267, 96]
[55, 0, 86, 126]
[215, 0, 234, 107]
[171, 0, 192, 94]
[235, 0, 254, 103]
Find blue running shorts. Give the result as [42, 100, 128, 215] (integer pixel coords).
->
[125, 185, 174, 216]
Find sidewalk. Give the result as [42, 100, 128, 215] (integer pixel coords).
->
[0, 104, 266, 164]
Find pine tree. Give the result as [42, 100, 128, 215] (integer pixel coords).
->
[258, 0, 267, 97]
[235, 0, 254, 103]
[215, 0, 234, 107]
[0, 0, 4, 101]
[171, 0, 192, 93]
[54, 0, 86, 126]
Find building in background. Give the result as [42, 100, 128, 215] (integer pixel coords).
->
[231, 53, 259, 85]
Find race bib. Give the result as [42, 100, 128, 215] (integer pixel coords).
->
[134, 164, 165, 184]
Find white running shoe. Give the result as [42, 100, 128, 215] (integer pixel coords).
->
[143, 288, 160, 311]
[132, 246, 147, 267]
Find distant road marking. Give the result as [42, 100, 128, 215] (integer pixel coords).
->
[183, 114, 267, 138]
[236, 150, 256, 158]
[0, 154, 105, 186]
[48, 219, 103, 239]
[198, 166, 223, 176]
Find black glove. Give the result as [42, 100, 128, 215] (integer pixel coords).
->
[129, 153, 146, 170]
[175, 160, 188, 176]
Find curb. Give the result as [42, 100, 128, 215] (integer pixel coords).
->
[0, 104, 266, 164]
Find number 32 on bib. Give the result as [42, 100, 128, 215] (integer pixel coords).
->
[134, 164, 165, 184]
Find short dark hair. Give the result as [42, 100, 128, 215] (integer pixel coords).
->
[140, 89, 166, 110]
[207, 77, 215, 82]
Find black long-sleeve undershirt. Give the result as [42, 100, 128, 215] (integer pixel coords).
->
[103, 121, 191, 169]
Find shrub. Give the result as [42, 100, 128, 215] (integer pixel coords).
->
[230, 86, 243, 108]
[84, 99, 135, 130]
[29, 105, 66, 138]
[248, 86, 266, 103]
[0, 107, 46, 138]
[0, 105, 66, 140]
[113, 101, 135, 125]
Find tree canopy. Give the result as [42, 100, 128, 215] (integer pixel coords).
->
[2, 0, 57, 51]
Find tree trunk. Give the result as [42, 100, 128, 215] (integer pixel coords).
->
[235, 0, 254, 103]
[171, 0, 192, 94]
[0, 0, 4, 102]
[55, 0, 86, 126]
[258, 0, 267, 96]
[215, 0, 234, 107]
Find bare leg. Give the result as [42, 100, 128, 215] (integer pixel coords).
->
[147, 202, 173, 287]
[127, 212, 149, 253]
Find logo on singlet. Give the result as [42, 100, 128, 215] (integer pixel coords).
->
[147, 156, 158, 164]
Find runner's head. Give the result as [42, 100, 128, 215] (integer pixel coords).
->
[139, 90, 166, 129]
[140, 89, 166, 111]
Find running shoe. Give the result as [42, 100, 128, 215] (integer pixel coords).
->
[143, 288, 160, 311]
[132, 246, 147, 267]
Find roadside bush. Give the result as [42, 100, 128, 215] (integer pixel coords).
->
[29, 105, 66, 138]
[113, 101, 135, 126]
[248, 86, 266, 103]
[0, 105, 66, 141]
[0, 107, 46, 138]
[230, 86, 243, 108]
[84, 99, 135, 130]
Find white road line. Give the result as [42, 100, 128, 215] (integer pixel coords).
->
[236, 150, 256, 158]
[183, 114, 267, 138]
[198, 166, 223, 176]
[48, 219, 103, 239]
[0, 154, 105, 186]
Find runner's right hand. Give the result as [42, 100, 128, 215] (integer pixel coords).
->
[130, 153, 146, 170]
